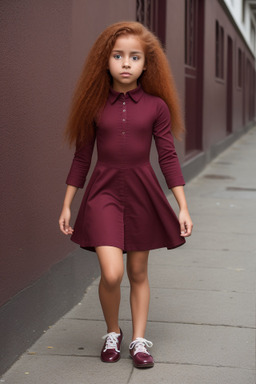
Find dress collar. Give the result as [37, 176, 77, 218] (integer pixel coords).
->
[109, 84, 144, 104]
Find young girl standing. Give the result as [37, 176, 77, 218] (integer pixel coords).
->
[59, 21, 193, 369]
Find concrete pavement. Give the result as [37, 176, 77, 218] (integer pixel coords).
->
[1, 127, 256, 383]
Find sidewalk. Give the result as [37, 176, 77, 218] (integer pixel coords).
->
[2, 127, 256, 384]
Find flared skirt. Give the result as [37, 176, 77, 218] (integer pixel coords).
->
[71, 161, 185, 252]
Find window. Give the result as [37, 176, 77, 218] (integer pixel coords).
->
[242, 0, 246, 23]
[251, 20, 255, 50]
[237, 48, 242, 88]
[216, 21, 224, 79]
[136, 0, 166, 47]
[136, 0, 153, 30]
[185, 0, 197, 67]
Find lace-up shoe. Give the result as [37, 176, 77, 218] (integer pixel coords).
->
[101, 329, 123, 363]
[129, 337, 154, 368]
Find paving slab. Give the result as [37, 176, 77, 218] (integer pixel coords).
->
[28, 318, 117, 357]
[146, 322, 255, 369]
[148, 248, 256, 269]
[129, 364, 256, 384]
[146, 264, 255, 292]
[147, 288, 255, 327]
[1, 355, 132, 384]
[184, 231, 254, 252]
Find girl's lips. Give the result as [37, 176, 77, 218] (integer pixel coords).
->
[120, 72, 132, 76]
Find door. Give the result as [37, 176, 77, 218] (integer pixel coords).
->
[242, 51, 245, 126]
[226, 36, 233, 133]
[185, 0, 204, 156]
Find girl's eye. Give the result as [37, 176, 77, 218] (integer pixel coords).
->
[132, 56, 139, 61]
[113, 54, 122, 60]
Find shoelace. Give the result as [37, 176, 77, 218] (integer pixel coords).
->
[102, 332, 121, 352]
[129, 337, 153, 355]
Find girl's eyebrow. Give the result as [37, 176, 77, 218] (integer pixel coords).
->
[112, 49, 143, 54]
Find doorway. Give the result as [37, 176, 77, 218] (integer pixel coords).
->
[226, 35, 233, 134]
[184, 0, 204, 157]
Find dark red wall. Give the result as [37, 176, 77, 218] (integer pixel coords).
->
[1, 0, 72, 306]
[0, 0, 136, 307]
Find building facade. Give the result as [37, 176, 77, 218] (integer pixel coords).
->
[0, 0, 255, 374]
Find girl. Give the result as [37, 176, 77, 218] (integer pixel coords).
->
[59, 21, 193, 369]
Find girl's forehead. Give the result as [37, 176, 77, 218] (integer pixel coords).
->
[112, 35, 144, 52]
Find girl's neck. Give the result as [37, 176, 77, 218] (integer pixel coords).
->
[112, 82, 138, 95]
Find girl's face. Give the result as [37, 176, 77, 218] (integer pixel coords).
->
[108, 35, 146, 93]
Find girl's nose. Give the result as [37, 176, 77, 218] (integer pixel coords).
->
[122, 57, 130, 68]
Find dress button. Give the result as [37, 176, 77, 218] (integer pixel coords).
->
[122, 131, 125, 135]
[123, 102, 126, 105]
[123, 109, 126, 112]
[122, 118, 125, 122]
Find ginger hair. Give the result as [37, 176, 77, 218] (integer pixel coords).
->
[65, 21, 185, 146]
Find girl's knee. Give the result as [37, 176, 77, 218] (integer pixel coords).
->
[127, 251, 149, 284]
[101, 269, 123, 290]
[127, 267, 148, 285]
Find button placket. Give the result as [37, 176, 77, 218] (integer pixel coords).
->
[120, 98, 128, 166]
[121, 100, 127, 134]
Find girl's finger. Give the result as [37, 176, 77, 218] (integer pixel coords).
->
[59, 219, 69, 234]
[180, 221, 186, 236]
[184, 222, 193, 236]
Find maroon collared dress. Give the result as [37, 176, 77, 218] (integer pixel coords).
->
[66, 85, 186, 252]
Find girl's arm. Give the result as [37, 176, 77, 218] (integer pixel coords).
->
[59, 185, 78, 235]
[171, 186, 193, 237]
[59, 136, 96, 236]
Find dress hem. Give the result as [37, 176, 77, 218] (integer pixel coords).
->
[72, 239, 186, 253]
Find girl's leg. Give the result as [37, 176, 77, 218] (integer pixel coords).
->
[126, 250, 150, 340]
[96, 246, 124, 334]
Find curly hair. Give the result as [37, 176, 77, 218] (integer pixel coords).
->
[65, 21, 185, 146]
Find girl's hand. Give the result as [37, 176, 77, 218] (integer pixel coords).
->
[171, 186, 193, 237]
[59, 206, 74, 235]
[179, 208, 193, 237]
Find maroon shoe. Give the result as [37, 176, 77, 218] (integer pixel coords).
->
[129, 338, 154, 368]
[100, 329, 123, 363]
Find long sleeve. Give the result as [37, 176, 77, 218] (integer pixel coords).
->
[153, 100, 185, 189]
[66, 135, 96, 189]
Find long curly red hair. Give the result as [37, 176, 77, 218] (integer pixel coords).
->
[65, 21, 185, 146]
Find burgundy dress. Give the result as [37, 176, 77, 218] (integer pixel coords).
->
[66, 85, 185, 252]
